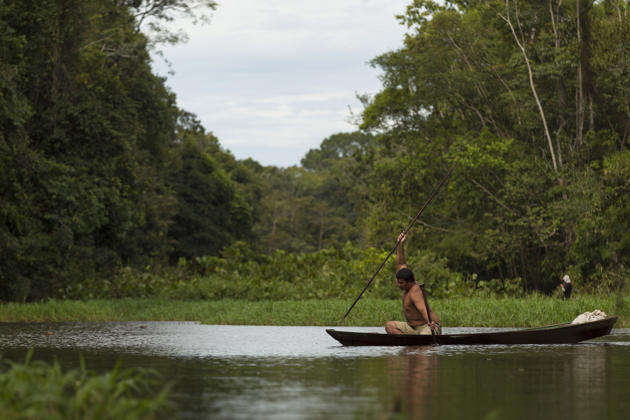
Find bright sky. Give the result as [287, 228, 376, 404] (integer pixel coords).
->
[151, 0, 410, 167]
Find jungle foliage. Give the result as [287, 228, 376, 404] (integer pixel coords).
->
[2, 0, 630, 301]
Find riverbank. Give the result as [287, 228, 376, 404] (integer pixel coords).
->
[1, 296, 628, 327]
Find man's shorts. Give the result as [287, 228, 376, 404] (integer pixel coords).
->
[389, 321, 442, 335]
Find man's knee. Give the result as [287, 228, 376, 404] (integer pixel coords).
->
[385, 321, 398, 334]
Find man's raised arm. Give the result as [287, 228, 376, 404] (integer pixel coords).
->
[396, 232, 407, 271]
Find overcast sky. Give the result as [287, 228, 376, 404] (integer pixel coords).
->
[150, 0, 410, 167]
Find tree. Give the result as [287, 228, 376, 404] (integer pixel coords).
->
[0, 0, 211, 299]
[167, 134, 252, 261]
[356, 0, 630, 291]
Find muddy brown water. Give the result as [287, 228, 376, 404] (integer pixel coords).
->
[1, 322, 629, 419]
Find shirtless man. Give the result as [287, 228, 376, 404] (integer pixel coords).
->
[385, 232, 441, 335]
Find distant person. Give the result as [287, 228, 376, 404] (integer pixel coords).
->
[560, 274, 572, 300]
[385, 232, 441, 335]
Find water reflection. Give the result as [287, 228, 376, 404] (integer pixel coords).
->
[353, 342, 630, 420]
[383, 348, 438, 419]
[1, 323, 629, 419]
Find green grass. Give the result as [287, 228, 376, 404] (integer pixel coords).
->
[0, 295, 628, 327]
[0, 349, 172, 419]
[435, 294, 629, 327]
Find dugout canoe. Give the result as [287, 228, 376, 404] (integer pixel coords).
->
[326, 316, 617, 346]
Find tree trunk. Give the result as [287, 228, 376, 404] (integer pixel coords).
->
[501, 1, 559, 173]
[576, 0, 585, 149]
[550, 0, 567, 167]
[577, 1, 595, 149]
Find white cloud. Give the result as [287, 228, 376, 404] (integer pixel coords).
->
[262, 92, 351, 105]
[151, 0, 409, 167]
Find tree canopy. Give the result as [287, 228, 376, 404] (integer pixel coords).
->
[1, 0, 629, 301]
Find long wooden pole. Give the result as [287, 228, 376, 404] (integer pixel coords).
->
[342, 164, 456, 319]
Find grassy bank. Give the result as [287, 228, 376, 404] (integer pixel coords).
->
[1, 295, 628, 327]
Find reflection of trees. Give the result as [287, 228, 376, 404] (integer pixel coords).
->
[431, 344, 615, 419]
[564, 345, 608, 419]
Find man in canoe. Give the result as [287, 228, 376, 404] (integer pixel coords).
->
[385, 232, 442, 335]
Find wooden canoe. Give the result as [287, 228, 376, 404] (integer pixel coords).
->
[326, 316, 617, 346]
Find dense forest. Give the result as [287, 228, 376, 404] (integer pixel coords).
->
[1, 0, 629, 302]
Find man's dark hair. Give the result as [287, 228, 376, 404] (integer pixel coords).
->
[396, 267, 415, 283]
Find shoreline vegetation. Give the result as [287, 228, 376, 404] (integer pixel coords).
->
[0, 350, 172, 419]
[1, 296, 628, 328]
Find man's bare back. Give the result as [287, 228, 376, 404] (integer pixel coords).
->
[403, 283, 440, 327]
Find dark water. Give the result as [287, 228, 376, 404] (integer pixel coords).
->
[1, 322, 630, 419]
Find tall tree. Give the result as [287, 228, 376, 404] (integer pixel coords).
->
[0, 0, 218, 299]
[357, 0, 630, 291]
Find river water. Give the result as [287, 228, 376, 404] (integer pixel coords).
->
[1, 322, 629, 419]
